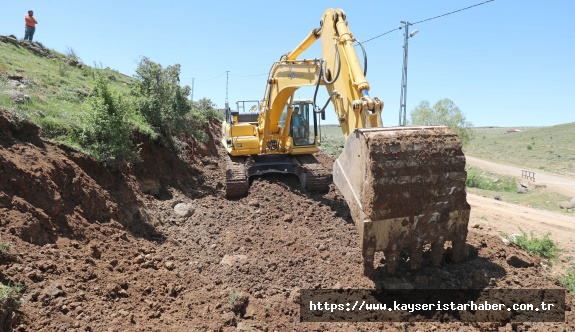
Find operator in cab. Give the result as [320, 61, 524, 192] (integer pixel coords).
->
[291, 107, 305, 139]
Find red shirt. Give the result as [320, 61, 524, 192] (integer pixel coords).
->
[25, 15, 37, 27]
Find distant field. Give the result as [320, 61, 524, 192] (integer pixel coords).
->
[466, 124, 575, 177]
[318, 124, 345, 156]
[319, 123, 575, 177]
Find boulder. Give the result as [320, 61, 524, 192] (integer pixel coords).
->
[559, 197, 575, 209]
[173, 202, 195, 217]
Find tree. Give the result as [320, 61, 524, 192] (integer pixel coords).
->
[193, 97, 223, 122]
[410, 98, 474, 146]
[133, 57, 191, 142]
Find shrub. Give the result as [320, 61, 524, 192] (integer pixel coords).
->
[0, 283, 23, 300]
[561, 267, 575, 293]
[465, 166, 517, 192]
[0, 242, 9, 259]
[505, 229, 560, 260]
[0, 282, 24, 323]
[78, 74, 140, 164]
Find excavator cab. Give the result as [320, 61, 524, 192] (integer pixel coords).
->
[289, 100, 315, 146]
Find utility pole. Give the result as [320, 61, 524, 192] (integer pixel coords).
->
[398, 21, 419, 126]
[225, 71, 230, 110]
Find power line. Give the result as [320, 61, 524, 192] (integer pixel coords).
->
[359, 27, 401, 44]
[411, 0, 495, 25]
[230, 73, 267, 77]
[185, 71, 267, 81]
[193, 72, 227, 81]
[360, 0, 495, 44]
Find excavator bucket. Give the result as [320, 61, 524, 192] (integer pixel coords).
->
[333, 126, 470, 275]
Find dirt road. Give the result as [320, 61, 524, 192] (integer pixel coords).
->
[466, 155, 575, 270]
[466, 155, 575, 197]
[468, 194, 575, 257]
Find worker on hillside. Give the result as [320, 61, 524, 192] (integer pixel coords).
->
[24, 10, 38, 42]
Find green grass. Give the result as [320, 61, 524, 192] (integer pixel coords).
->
[0, 242, 9, 255]
[466, 166, 517, 192]
[0, 40, 150, 144]
[466, 125, 575, 177]
[228, 290, 240, 307]
[1, 38, 220, 162]
[466, 165, 572, 214]
[504, 229, 560, 260]
[318, 124, 345, 156]
[561, 267, 575, 293]
[0, 282, 23, 323]
[0, 283, 23, 302]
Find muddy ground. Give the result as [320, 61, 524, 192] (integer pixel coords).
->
[0, 110, 573, 331]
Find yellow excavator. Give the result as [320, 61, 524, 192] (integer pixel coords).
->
[222, 8, 470, 275]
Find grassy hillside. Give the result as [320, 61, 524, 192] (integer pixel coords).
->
[0, 37, 149, 145]
[466, 125, 575, 176]
[0, 36, 221, 163]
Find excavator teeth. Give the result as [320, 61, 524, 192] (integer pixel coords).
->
[431, 240, 446, 267]
[333, 126, 471, 275]
[408, 241, 423, 270]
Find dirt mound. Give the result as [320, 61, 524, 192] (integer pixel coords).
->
[0, 110, 573, 331]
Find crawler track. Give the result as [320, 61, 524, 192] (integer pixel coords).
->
[225, 156, 249, 198]
[297, 155, 331, 193]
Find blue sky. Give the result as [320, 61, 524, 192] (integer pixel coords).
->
[1, 1, 574, 127]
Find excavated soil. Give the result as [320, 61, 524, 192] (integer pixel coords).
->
[0, 109, 573, 331]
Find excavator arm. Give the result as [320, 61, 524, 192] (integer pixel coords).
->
[258, 8, 383, 152]
[286, 8, 383, 135]
[283, 8, 471, 275]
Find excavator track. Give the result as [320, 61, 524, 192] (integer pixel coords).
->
[297, 155, 331, 192]
[225, 156, 249, 199]
[333, 126, 470, 275]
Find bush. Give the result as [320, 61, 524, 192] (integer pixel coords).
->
[465, 166, 517, 192]
[186, 98, 223, 142]
[561, 267, 575, 293]
[133, 57, 191, 144]
[78, 74, 140, 164]
[505, 229, 560, 260]
[0, 242, 9, 256]
[0, 282, 23, 326]
[0, 283, 23, 300]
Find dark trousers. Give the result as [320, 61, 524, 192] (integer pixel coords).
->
[24, 26, 35, 41]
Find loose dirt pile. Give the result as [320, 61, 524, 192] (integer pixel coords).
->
[0, 110, 573, 331]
